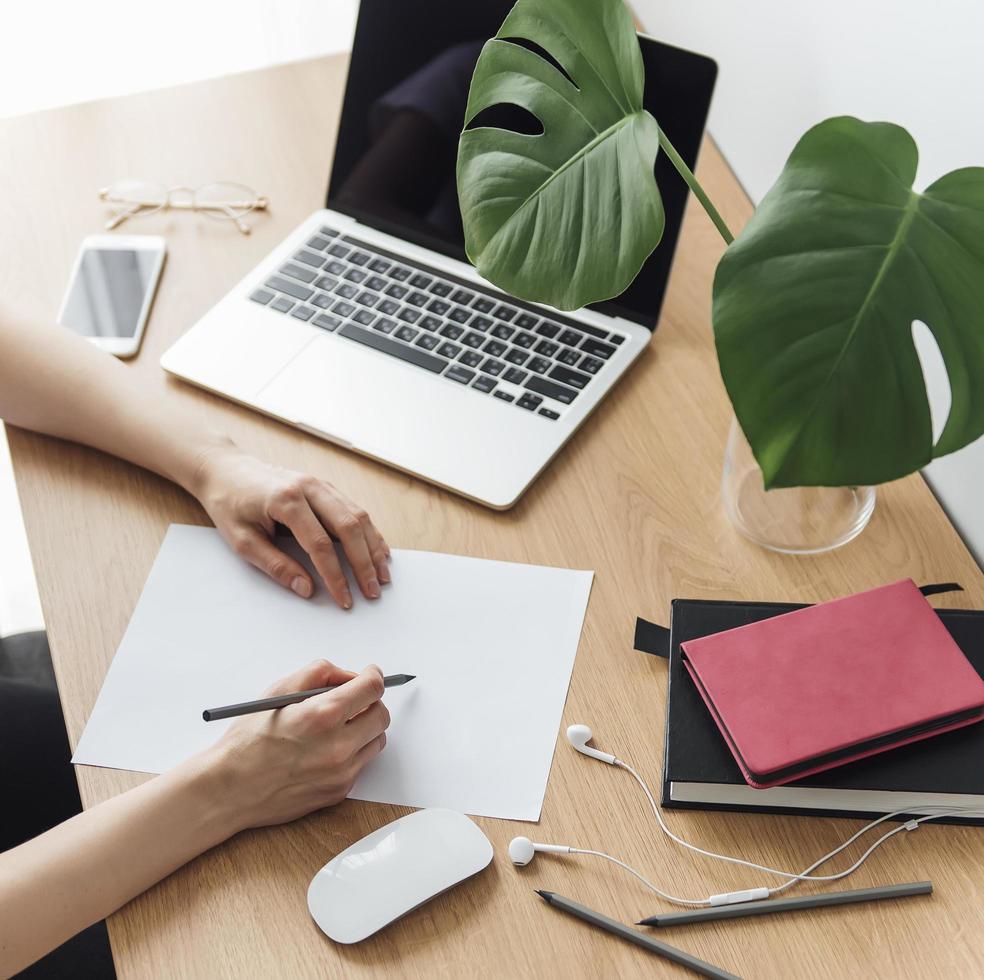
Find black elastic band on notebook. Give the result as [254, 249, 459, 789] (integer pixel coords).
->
[919, 582, 964, 597]
[634, 618, 670, 659]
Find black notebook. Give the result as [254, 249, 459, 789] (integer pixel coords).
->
[660, 597, 984, 824]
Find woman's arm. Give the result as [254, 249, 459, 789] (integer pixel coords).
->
[0, 661, 389, 976]
[0, 310, 390, 607]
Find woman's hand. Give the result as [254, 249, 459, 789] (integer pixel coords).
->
[204, 660, 390, 831]
[191, 447, 391, 608]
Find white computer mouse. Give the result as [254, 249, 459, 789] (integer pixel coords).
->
[307, 807, 493, 944]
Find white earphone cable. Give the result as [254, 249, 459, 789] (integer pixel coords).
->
[616, 757, 984, 898]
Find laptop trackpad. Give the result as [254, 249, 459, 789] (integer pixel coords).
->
[255, 334, 493, 462]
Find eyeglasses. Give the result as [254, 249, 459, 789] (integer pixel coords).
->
[99, 180, 269, 235]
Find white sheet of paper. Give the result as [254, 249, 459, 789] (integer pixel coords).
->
[73, 524, 593, 821]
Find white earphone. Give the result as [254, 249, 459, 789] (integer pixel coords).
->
[509, 723, 977, 908]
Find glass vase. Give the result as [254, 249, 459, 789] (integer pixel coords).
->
[721, 416, 876, 554]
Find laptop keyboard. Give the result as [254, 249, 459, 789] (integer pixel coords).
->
[249, 226, 626, 419]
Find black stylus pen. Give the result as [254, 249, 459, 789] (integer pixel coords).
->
[638, 881, 933, 927]
[202, 673, 415, 721]
[535, 891, 741, 980]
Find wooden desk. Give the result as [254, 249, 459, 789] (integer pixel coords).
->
[3, 55, 983, 980]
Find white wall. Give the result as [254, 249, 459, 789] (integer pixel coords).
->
[0, 0, 358, 119]
[636, 0, 984, 566]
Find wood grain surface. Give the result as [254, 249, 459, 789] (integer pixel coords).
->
[2, 54, 983, 980]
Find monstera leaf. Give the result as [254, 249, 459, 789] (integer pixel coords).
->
[456, 0, 664, 311]
[714, 116, 984, 488]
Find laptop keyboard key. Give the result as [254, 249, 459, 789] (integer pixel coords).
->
[410, 273, 433, 289]
[526, 376, 579, 404]
[536, 320, 560, 339]
[366, 275, 387, 292]
[319, 226, 339, 238]
[314, 275, 339, 291]
[472, 297, 496, 314]
[504, 367, 528, 385]
[428, 298, 451, 315]
[377, 299, 400, 316]
[581, 337, 617, 359]
[295, 249, 325, 268]
[390, 265, 412, 281]
[349, 251, 371, 266]
[397, 307, 421, 324]
[539, 408, 560, 420]
[386, 283, 408, 299]
[517, 393, 542, 411]
[481, 359, 505, 377]
[313, 313, 341, 331]
[335, 282, 358, 299]
[395, 325, 418, 342]
[470, 315, 493, 332]
[558, 329, 583, 347]
[548, 364, 592, 389]
[282, 263, 317, 284]
[437, 341, 462, 358]
[291, 305, 316, 321]
[493, 305, 517, 322]
[527, 356, 551, 374]
[558, 347, 580, 365]
[250, 288, 274, 305]
[406, 291, 428, 307]
[460, 349, 483, 368]
[307, 235, 331, 251]
[374, 318, 397, 334]
[339, 322, 446, 372]
[535, 340, 559, 358]
[514, 331, 536, 349]
[493, 390, 515, 403]
[327, 243, 349, 258]
[483, 340, 507, 358]
[356, 291, 379, 307]
[440, 324, 464, 340]
[451, 289, 475, 305]
[449, 306, 472, 324]
[505, 348, 529, 365]
[491, 324, 515, 341]
[419, 315, 442, 332]
[267, 275, 313, 301]
[416, 333, 440, 351]
[445, 365, 475, 384]
[368, 257, 391, 273]
[430, 280, 453, 296]
[270, 295, 294, 313]
[515, 313, 539, 330]
[325, 260, 346, 275]
[312, 292, 334, 309]
[332, 300, 356, 317]
[462, 332, 485, 349]
[579, 355, 604, 374]
[353, 309, 376, 326]
[344, 268, 367, 283]
[473, 375, 497, 393]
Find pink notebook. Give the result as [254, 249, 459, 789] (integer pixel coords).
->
[681, 579, 984, 789]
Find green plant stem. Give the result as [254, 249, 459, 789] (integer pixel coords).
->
[657, 126, 734, 246]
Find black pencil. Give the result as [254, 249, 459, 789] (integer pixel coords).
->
[535, 890, 741, 980]
[202, 674, 415, 721]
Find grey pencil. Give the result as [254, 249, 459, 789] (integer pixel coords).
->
[202, 674, 415, 721]
[536, 890, 741, 980]
[638, 881, 933, 927]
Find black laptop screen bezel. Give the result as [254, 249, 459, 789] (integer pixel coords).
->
[325, 1, 718, 329]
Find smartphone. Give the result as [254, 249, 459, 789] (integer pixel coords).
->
[57, 234, 166, 358]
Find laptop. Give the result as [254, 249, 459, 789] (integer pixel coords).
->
[161, 0, 717, 509]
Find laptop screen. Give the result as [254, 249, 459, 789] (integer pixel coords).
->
[326, 0, 717, 328]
